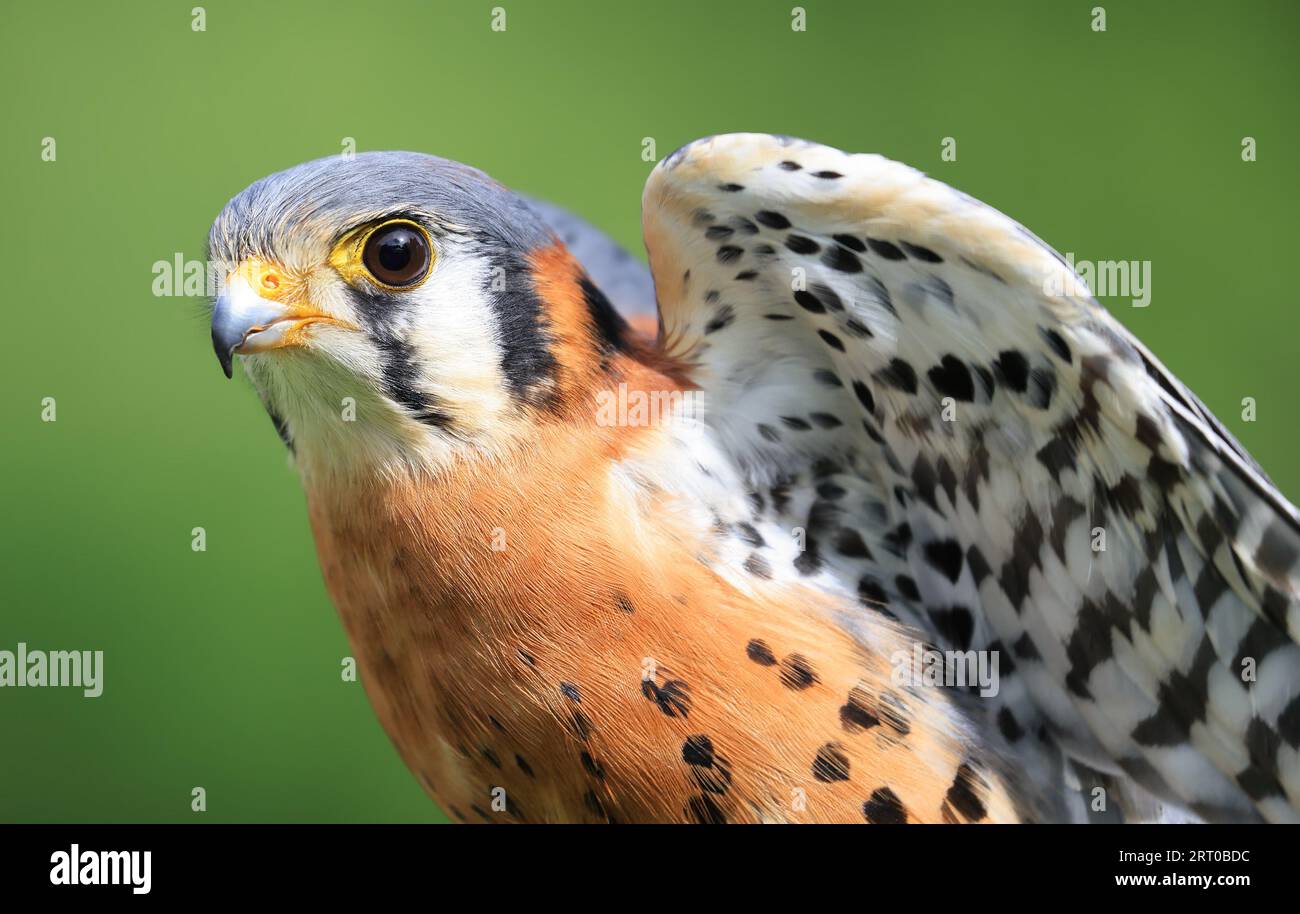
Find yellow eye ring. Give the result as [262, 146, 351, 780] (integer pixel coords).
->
[330, 218, 435, 292]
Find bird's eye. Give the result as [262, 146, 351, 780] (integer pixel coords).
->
[361, 221, 432, 288]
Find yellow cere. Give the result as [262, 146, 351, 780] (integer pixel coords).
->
[227, 256, 309, 306]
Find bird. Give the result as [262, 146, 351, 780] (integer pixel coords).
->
[207, 134, 1300, 824]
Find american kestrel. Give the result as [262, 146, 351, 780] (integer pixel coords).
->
[207, 134, 1300, 824]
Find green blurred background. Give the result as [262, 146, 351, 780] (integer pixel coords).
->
[1, 0, 1297, 822]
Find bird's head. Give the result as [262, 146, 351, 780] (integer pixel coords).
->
[208, 151, 639, 477]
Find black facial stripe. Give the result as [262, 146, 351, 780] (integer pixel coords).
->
[373, 332, 453, 428]
[266, 406, 294, 452]
[343, 283, 453, 428]
[578, 272, 632, 357]
[484, 250, 559, 406]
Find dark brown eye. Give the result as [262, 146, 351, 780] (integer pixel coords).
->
[362, 221, 432, 288]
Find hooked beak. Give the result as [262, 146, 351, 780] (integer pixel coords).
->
[210, 261, 349, 378]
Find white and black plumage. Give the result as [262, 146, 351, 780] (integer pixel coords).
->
[208, 134, 1300, 823]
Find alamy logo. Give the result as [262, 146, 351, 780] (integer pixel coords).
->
[0, 643, 103, 697]
[891, 643, 1000, 697]
[594, 383, 702, 427]
[1042, 252, 1152, 307]
[50, 845, 151, 894]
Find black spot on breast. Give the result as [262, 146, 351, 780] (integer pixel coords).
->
[1008, 631, 1040, 660]
[718, 183, 744, 192]
[682, 734, 715, 767]
[901, 241, 942, 263]
[993, 350, 1029, 393]
[923, 539, 964, 583]
[615, 594, 635, 614]
[794, 290, 826, 313]
[1277, 695, 1300, 747]
[705, 225, 733, 240]
[642, 676, 692, 718]
[858, 576, 889, 607]
[716, 245, 743, 264]
[686, 793, 727, 824]
[704, 305, 735, 334]
[1148, 453, 1181, 494]
[746, 639, 778, 665]
[927, 355, 975, 402]
[997, 707, 1024, 742]
[1040, 326, 1072, 363]
[863, 787, 907, 824]
[928, 605, 975, 651]
[834, 528, 872, 559]
[785, 234, 820, 255]
[816, 480, 846, 500]
[812, 742, 851, 782]
[812, 170, 843, 179]
[770, 479, 793, 513]
[883, 522, 912, 558]
[851, 380, 876, 414]
[810, 412, 843, 429]
[894, 575, 920, 601]
[965, 545, 992, 585]
[755, 210, 791, 229]
[866, 238, 906, 260]
[1027, 368, 1056, 409]
[810, 282, 844, 311]
[779, 160, 802, 171]
[744, 552, 772, 579]
[781, 415, 812, 431]
[480, 746, 501, 769]
[833, 233, 867, 252]
[944, 763, 988, 821]
[814, 368, 843, 388]
[794, 535, 822, 575]
[515, 754, 535, 777]
[840, 687, 880, 732]
[569, 708, 593, 741]
[879, 358, 918, 394]
[822, 245, 863, 273]
[780, 653, 819, 690]
[818, 329, 846, 351]
[560, 682, 581, 702]
[580, 751, 605, 779]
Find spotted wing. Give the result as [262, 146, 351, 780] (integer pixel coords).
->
[641, 133, 1300, 822]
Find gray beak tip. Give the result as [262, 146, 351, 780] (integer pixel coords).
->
[212, 327, 235, 379]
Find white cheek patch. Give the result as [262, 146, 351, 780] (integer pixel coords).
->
[401, 249, 514, 433]
[294, 249, 514, 434]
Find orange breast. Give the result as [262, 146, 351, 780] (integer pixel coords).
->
[304, 393, 1025, 824]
